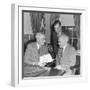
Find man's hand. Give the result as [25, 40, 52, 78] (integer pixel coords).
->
[61, 65, 70, 70]
[54, 65, 62, 70]
[38, 62, 46, 67]
[54, 65, 68, 70]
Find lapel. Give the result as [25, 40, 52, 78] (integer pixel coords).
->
[62, 44, 70, 57]
[34, 43, 38, 53]
[34, 43, 44, 57]
[32, 43, 40, 62]
[38, 45, 44, 56]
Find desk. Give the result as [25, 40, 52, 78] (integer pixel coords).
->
[49, 68, 65, 76]
[23, 64, 65, 77]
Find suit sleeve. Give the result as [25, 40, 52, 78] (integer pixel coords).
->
[69, 47, 76, 66]
[51, 32, 58, 56]
[24, 44, 38, 65]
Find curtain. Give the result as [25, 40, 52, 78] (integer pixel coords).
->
[50, 13, 60, 37]
[50, 13, 60, 26]
[30, 12, 42, 34]
[73, 15, 80, 37]
[44, 13, 51, 43]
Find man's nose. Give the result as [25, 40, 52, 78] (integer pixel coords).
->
[58, 42, 61, 44]
[44, 40, 46, 43]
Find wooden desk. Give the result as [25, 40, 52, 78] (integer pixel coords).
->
[24, 65, 65, 77]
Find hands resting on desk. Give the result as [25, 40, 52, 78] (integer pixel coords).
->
[55, 64, 71, 70]
[37, 53, 71, 75]
[38, 59, 56, 71]
[38, 61, 53, 71]
[38, 58, 70, 75]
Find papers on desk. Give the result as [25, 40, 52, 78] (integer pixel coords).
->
[39, 54, 53, 66]
[55, 65, 62, 70]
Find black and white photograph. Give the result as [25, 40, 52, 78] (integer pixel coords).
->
[0, 0, 89, 88]
[22, 8, 81, 78]
[11, 3, 87, 87]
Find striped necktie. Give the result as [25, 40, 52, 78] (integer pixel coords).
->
[58, 48, 63, 64]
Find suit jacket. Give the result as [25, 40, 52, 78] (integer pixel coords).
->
[24, 42, 49, 77]
[56, 44, 76, 69]
[51, 31, 58, 58]
[51, 31, 64, 58]
[24, 42, 48, 65]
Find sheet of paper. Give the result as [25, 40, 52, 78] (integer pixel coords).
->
[39, 54, 53, 64]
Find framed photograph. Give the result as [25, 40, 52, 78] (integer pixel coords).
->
[11, 4, 87, 87]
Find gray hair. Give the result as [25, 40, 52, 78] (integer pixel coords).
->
[58, 34, 69, 42]
[35, 32, 45, 40]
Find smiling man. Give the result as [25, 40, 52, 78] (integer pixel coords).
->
[24, 32, 51, 77]
[56, 34, 76, 76]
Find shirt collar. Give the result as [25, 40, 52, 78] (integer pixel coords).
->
[37, 43, 40, 49]
[62, 44, 68, 52]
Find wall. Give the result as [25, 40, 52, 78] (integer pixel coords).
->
[0, 0, 90, 89]
[60, 14, 74, 26]
[24, 12, 33, 34]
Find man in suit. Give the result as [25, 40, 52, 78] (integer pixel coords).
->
[51, 20, 62, 58]
[55, 34, 76, 76]
[24, 32, 50, 77]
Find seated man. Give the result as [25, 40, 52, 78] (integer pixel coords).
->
[55, 34, 76, 76]
[24, 32, 52, 77]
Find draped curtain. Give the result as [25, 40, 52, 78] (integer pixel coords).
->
[50, 13, 60, 38]
[30, 12, 60, 34]
[44, 13, 51, 43]
[30, 12, 42, 34]
[50, 13, 60, 26]
[73, 15, 80, 37]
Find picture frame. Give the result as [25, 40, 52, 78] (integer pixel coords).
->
[11, 4, 87, 87]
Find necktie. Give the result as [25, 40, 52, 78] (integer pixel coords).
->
[58, 48, 63, 64]
[38, 47, 42, 56]
[59, 48, 63, 57]
[38, 48, 40, 54]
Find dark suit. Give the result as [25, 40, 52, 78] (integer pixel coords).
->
[51, 31, 59, 58]
[51, 31, 64, 58]
[24, 42, 49, 77]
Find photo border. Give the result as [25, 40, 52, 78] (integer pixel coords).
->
[11, 4, 87, 87]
